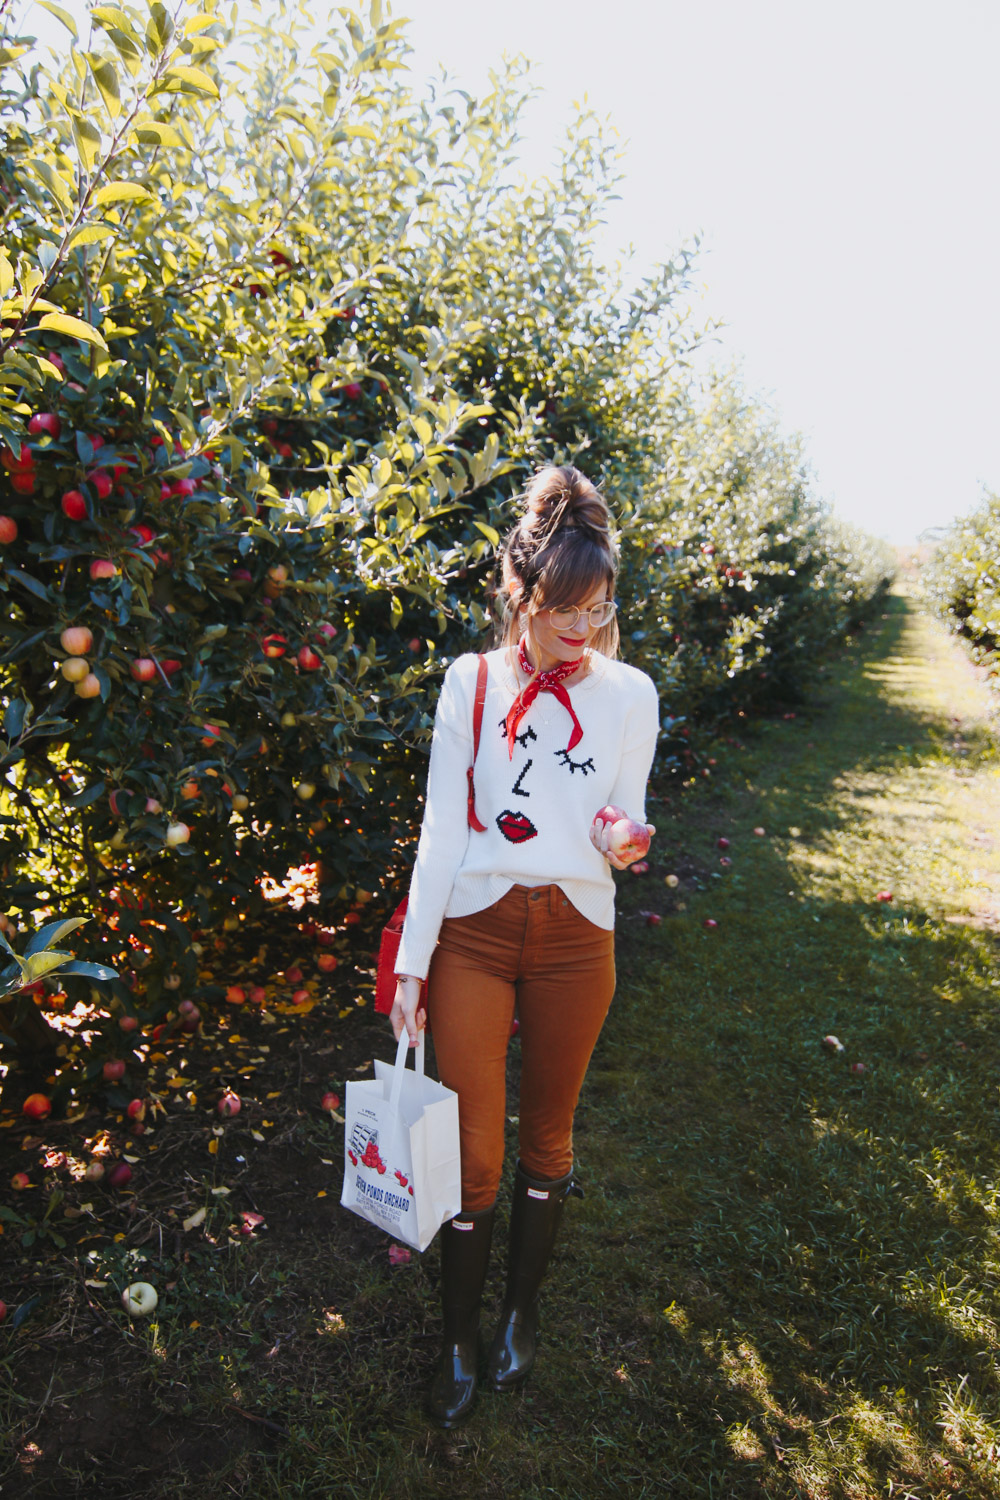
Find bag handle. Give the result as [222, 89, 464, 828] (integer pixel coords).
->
[387, 1026, 425, 1118]
[466, 653, 488, 832]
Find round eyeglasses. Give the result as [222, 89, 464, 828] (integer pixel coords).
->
[543, 600, 617, 632]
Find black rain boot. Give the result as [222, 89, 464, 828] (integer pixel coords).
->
[426, 1206, 495, 1428]
[486, 1161, 583, 1391]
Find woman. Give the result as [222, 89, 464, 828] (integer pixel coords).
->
[391, 464, 659, 1427]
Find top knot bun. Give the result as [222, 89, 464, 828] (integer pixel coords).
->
[522, 465, 612, 545]
[494, 465, 620, 659]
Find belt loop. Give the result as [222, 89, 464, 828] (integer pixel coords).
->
[549, 883, 559, 916]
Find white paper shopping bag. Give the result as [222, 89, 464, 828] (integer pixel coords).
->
[340, 1030, 461, 1252]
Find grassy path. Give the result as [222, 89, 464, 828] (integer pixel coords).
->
[9, 592, 1000, 1499]
[333, 590, 1000, 1499]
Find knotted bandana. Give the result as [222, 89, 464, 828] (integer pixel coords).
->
[506, 637, 584, 760]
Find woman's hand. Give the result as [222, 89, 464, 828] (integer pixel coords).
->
[590, 818, 656, 872]
[390, 976, 426, 1046]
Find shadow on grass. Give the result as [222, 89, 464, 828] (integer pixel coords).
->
[5, 595, 1000, 1500]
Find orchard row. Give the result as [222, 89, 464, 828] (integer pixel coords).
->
[0, 0, 892, 1094]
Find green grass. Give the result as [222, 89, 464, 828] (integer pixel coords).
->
[3, 590, 1000, 1498]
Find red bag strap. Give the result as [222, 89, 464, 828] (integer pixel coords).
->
[466, 653, 488, 832]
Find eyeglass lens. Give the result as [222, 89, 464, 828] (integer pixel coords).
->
[549, 602, 615, 629]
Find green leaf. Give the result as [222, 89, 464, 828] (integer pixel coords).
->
[35, 0, 79, 36]
[85, 52, 122, 118]
[56, 960, 119, 982]
[473, 521, 500, 547]
[36, 313, 109, 350]
[23, 919, 88, 959]
[129, 118, 185, 148]
[22, 951, 73, 984]
[3, 699, 26, 738]
[160, 64, 219, 97]
[92, 182, 153, 207]
[71, 118, 103, 174]
[6, 570, 53, 603]
[68, 224, 116, 249]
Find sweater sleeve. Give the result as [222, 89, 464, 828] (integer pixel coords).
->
[605, 671, 660, 823]
[395, 656, 477, 980]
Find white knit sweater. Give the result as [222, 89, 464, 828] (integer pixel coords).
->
[396, 647, 660, 980]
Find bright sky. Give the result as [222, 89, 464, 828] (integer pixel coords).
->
[402, 0, 1000, 547]
[20, 0, 1000, 546]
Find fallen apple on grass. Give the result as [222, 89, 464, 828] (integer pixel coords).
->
[22, 1093, 52, 1120]
[629, 860, 650, 875]
[317, 954, 338, 973]
[84, 1161, 105, 1183]
[753, 827, 766, 837]
[122, 1282, 158, 1317]
[102, 1060, 126, 1082]
[849, 1062, 866, 1076]
[703, 919, 718, 930]
[225, 985, 246, 1006]
[107, 1161, 132, 1189]
[11, 1172, 31, 1190]
[823, 1035, 845, 1053]
[284, 966, 303, 985]
[875, 891, 893, 903]
[321, 1092, 341, 1112]
[665, 874, 680, 888]
[218, 1090, 241, 1117]
[717, 837, 730, 850]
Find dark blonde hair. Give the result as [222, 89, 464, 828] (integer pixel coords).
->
[493, 465, 620, 660]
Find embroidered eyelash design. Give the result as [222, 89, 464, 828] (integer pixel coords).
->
[499, 717, 537, 749]
[512, 759, 533, 797]
[554, 748, 596, 776]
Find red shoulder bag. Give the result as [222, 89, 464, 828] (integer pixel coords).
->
[374, 654, 489, 1015]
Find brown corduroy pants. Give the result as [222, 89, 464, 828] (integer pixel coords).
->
[427, 884, 616, 1213]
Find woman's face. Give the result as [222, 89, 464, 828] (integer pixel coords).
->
[523, 579, 611, 671]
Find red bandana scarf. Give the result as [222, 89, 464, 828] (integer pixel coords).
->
[506, 637, 584, 760]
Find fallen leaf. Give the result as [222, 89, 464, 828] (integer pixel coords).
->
[211, 1186, 231, 1196]
[316, 1189, 327, 1198]
[183, 1206, 207, 1232]
[208, 1139, 219, 1155]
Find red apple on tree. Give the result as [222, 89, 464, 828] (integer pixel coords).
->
[0, 515, 17, 544]
[317, 953, 338, 972]
[74, 672, 102, 698]
[165, 822, 190, 846]
[285, 965, 303, 985]
[261, 634, 288, 658]
[61, 489, 88, 520]
[28, 412, 61, 438]
[61, 626, 93, 655]
[11, 472, 35, 495]
[297, 646, 321, 672]
[131, 658, 157, 683]
[89, 470, 113, 499]
[103, 1059, 126, 1082]
[61, 656, 90, 683]
[89, 558, 118, 580]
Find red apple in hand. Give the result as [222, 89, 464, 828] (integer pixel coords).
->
[607, 818, 651, 862]
[593, 804, 627, 833]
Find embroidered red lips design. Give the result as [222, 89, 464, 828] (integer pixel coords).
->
[496, 809, 538, 843]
